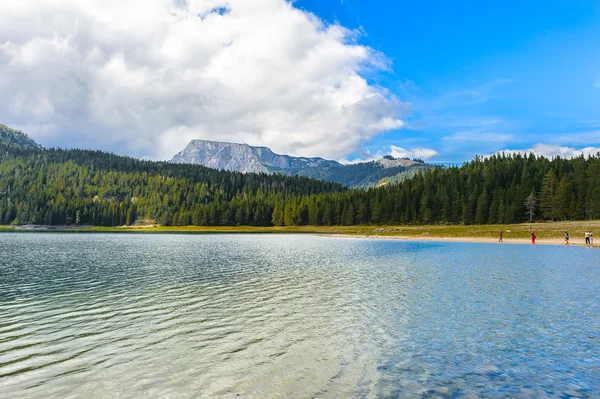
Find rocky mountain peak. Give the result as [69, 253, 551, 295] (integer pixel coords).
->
[170, 139, 339, 174]
[170, 139, 432, 188]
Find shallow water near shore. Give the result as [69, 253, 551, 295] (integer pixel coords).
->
[1, 233, 599, 398]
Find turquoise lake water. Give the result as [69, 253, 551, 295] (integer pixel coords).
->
[1, 233, 599, 398]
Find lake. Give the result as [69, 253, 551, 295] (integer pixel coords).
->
[1, 233, 599, 398]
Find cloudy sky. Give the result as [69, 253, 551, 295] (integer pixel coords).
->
[1, 0, 599, 163]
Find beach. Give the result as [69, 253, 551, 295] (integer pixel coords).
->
[323, 233, 599, 247]
[2, 221, 599, 248]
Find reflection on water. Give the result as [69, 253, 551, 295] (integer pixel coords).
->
[1, 233, 599, 398]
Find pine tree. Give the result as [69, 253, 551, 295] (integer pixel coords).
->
[539, 170, 557, 219]
[126, 206, 136, 226]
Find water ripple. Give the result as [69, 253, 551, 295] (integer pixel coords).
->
[1, 234, 600, 398]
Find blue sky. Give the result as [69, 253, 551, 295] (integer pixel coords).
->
[297, 0, 600, 163]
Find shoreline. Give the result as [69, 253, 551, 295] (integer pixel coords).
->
[1, 223, 599, 248]
[322, 234, 599, 248]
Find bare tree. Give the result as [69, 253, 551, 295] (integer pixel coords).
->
[524, 192, 537, 222]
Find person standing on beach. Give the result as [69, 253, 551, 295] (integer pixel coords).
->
[591, 231, 594, 245]
[499, 230, 503, 242]
[531, 232, 536, 244]
[585, 231, 590, 245]
[565, 232, 570, 245]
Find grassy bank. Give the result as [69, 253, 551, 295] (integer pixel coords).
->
[2, 221, 599, 241]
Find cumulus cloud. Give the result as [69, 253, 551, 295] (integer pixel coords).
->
[495, 144, 600, 159]
[0, 0, 408, 159]
[339, 145, 438, 164]
[389, 145, 438, 160]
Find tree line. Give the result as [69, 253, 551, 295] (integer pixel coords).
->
[272, 153, 600, 226]
[0, 145, 342, 226]
[1, 144, 600, 226]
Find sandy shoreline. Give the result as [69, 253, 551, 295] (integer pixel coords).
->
[323, 234, 600, 248]
[2, 224, 598, 248]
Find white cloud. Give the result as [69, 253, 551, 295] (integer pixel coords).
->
[390, 145, 438, 160]
[495, 144, 600, 159]
[0, 0, 408, 160]
[338, 150, 380, 164]
[339, 145, 438, 164]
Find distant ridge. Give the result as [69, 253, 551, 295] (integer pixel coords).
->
[0, 123, 43, 150]
[170, 139, 432, 188]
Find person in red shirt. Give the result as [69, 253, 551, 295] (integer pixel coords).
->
[531, 232, 536, 244]
[499, 230, 503, 242]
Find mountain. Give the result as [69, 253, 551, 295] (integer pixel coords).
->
[330, 156, 431, 188]
[170, 140, 432, 188]
[0, 123, 43, 150]
[170, 140, 341, 175]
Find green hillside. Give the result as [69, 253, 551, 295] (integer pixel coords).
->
[0, 123, 43, 150]
[0, 142, 343, 226]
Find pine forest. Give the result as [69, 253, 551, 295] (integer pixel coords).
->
[1, 143, 600, 227]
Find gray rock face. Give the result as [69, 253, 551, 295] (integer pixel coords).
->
[170, 139, 433, 188]
[170, 140, 341, 174]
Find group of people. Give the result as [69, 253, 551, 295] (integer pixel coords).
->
[563, 231, 593, 245]
[497, 230, 594, 245]
[585, 231, 594, 245]
[498, 230, 537, 243]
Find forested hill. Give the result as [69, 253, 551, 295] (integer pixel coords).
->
[1, 135, 600, 227]
[0, 144, 343, 226]
[291, 153, 600, 226]
[0, 124, 43, 150]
